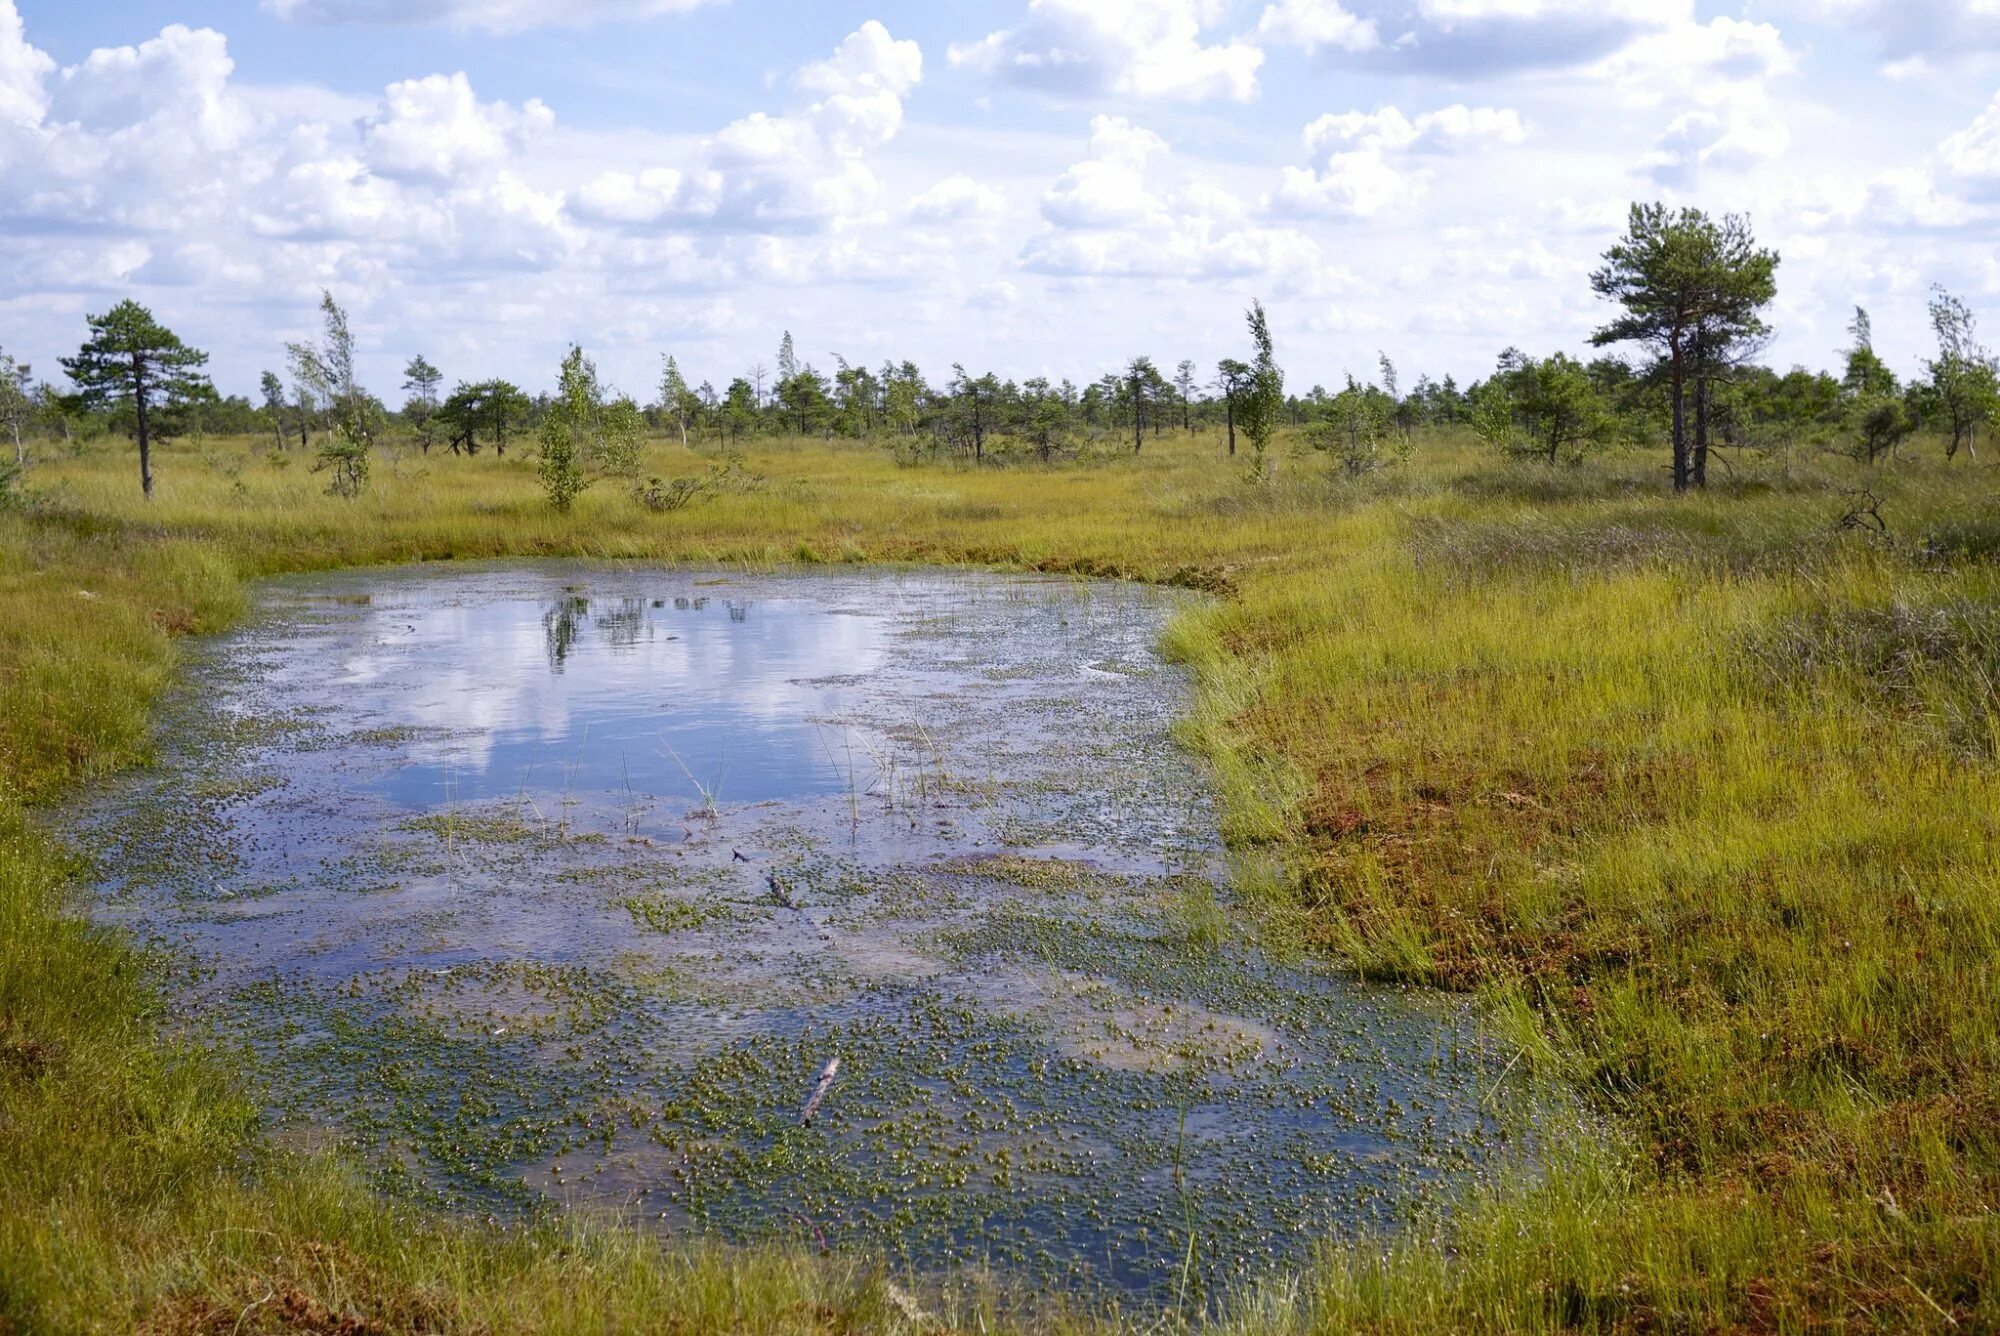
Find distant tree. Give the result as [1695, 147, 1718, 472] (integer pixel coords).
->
[402, 355, 444, 454]
[1471, 353, 1609, 466]
[1141, 359, 1173, 440]
[723, 377, 758, 443]
[599, 395, 645, 478]
[749, 361, 769, 411]
[1124, 356, 1158, 453]
[479, 381, 530, 455]
[1214, 358, 1251, 457]
[831, 358, 879, 437]
[1239, 301, 1284, 477]
[258, 370, 289, 451]
[436, 379, 530, 455]
[1435, 373, 1469, 424]
[1726, 366, 1840, 474]
[1841, 308, 1898, 400]
[1309, 374, 1409, 476]
[1174, 359, 1198, 432]
[61, 300, 212, 497]
[539, 346, 593, 513]
[154, 380, 227, 450]
[288, 292, 370, 435]
[948, 364, 1001, 462]
[0, 349, 30, 468]
[776, 332, 799, 384]
[1918, 286, 1999, 462]
[659, 354, 697, 446]
[778, 364, 832, 436]
[33, 382, 82, 449]
[287, 292, 374, 495]
[1592, 202, 1778, 490]
[1378, 352, 1418, 444]
[1021, 376, 1078, 463]
[882, 361, 925, 437]
[1855, 395, 1916, 465]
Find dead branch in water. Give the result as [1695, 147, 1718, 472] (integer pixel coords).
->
[800, 1057, 841, 1125]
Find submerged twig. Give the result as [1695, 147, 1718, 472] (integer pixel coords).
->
[800, 1056, 841, 1125]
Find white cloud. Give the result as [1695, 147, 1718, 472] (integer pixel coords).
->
[261, 0, 720, 34]
[797, 19, 923, 99]
[50, 23, 251, 151]
[1021, 115, 1329, 282]
[1283, 0, 1690, 74]
[1642, 103, 1792, 186]
[573, 22, 921, 232]
[360, 73, 553, 183]
[1940, 88, 2000, 195]
[1268, 152, 1416, 219]
[5, 22, 265, 233]
[907, 175, 1006, 222]
[1267, 104, 1523, 220]
[1040, 115, 1169, 227]
[1302, 104, 1527, 154]
[1591, 16, 1794, 106]
[0, 0, 52, 126]
[1254, 0, 1379, 55]
[950, 0, 1264, 103]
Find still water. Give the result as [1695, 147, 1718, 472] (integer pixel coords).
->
[71, 563, 1539, 1309]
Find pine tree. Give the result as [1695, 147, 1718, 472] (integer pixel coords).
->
[60, 300, 212, 497]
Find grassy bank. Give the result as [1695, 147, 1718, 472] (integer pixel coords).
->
[3, 429, 1996, 1331]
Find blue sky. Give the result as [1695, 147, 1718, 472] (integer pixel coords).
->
[5, 0, 2000, 401]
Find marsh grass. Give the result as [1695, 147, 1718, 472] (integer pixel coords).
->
[3, 427, 1998, 1330]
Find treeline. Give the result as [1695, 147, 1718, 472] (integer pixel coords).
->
[5, 201, 1995, 504]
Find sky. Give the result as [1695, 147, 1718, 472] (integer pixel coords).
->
[4, 0, 2000, 402]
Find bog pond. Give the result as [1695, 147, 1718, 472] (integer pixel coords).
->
[69, 563, 1544, 1309]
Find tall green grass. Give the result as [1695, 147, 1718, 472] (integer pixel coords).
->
[4, 428, 1996, 1330]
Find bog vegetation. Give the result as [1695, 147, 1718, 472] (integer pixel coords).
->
[1, 203, 1997, 1331]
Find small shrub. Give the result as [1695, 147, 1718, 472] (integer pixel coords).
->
[313, 425, 371, 498]
[634, 475, 709, 512]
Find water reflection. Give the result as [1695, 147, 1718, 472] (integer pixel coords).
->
[337, 579, 890, 809]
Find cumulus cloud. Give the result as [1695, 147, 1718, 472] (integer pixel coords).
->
[1302, 104, 1526, 155]
[360, 73, 552, 183]
[1591, 16, 1794, 106]
[261, 0, 720, 34]
[1254, 0, 1379, 55]
[1020, 115, 1327, 281]
[6, 22, 266, 232]
[1257, 0, 1690, 74]
[950, 0, 1264, 103]
[572, 21, 922, 232]
[1642, 103, 1791, 186]
[0, 0, 52, 126]
[906, 175, 1006, 222]
[1267, 104, 1523, 220]
[1939, 88, 2000, 197]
